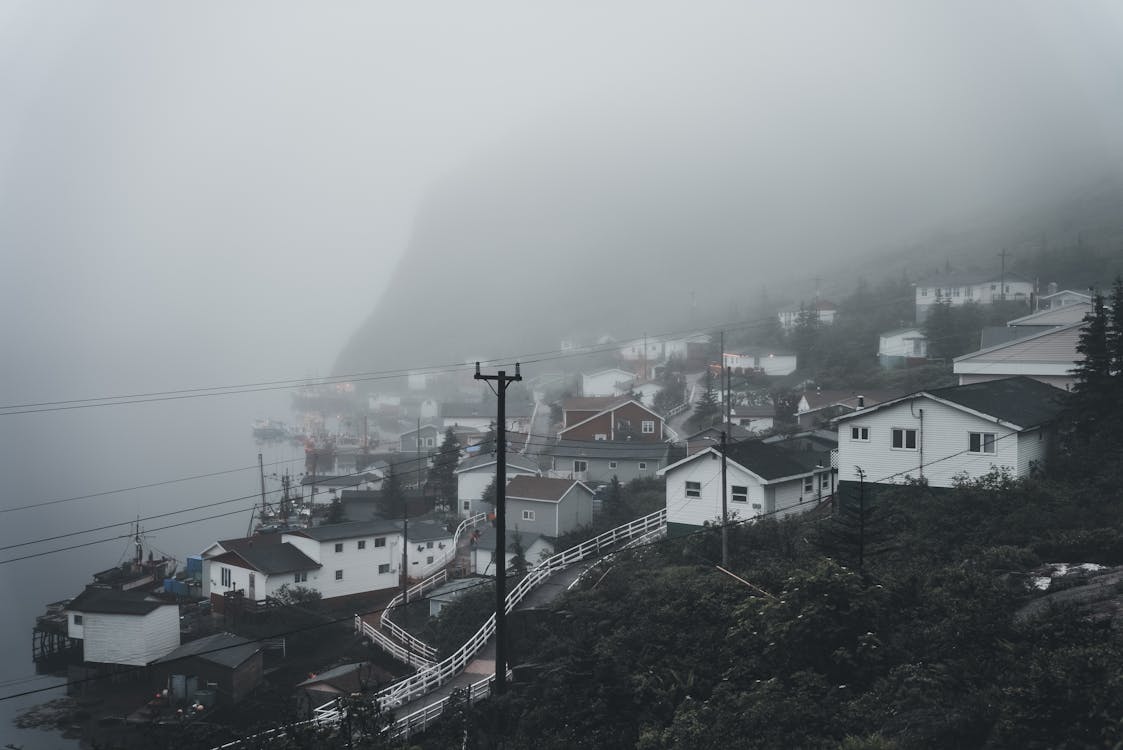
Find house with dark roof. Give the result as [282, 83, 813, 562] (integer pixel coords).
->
[558, 398, 668, 442]
[295, 662, 393, 716]
[454, 453, 540, 518]
[503, 476, 595, 538]
[64, 586, 180, 667]
[795, 389, 903, 430]
[657, 440, 833, 535]
[201, 518, 406, 609]
[540, 438, 670, 484]
[151, 632, 262, 706]
[955, 320, 1085, 390]
[834, 376, 1068, 488]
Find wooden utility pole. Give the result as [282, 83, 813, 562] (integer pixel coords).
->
[720, 331, 729, 567]
[998, 248, 1010, 302]
[475, 361, 522, 696]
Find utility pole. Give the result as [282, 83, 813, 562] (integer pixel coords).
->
[719, 330, 729, 567]
[475, 361, 522, 696]
[855, 466, 866, 575]
[998, 248, 1010, 302]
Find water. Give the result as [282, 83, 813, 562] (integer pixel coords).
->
[0, 389, 305, 748]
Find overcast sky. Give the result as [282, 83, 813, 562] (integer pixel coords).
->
[3, 1, 1123, 400]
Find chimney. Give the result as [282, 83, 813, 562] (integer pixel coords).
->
[857, 395, 865, 408]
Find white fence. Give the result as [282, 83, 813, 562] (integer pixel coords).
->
[217, 508, 667, 748]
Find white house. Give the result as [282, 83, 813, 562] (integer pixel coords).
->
[454, 453, 540, 518]
[202, 519, 405, 610]
[914, 272, 1034, 321]
[778, 300, 838, 329]
[470, 528, 554, 576]
[658, 441, 833, 534]
[878, 327, 928, 368]
[953, 321, 1084, 390]
[1038, 288, 1091, 310]
[406, 518, 457, 579]
[581, 368, 638, 398]
[65, 586, 180, 667]
[834, 376, 1068, 489]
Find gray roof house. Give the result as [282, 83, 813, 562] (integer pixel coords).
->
[503, 476, 595, 538]
[954, 321, 1084, 390]
[540, 439, 669, 484]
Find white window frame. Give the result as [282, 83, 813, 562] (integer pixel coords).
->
[378, 563, 390, 574]
[594, 433, 607, 441]
[294, 571, 307, 583]
[608, 461, 618, 469]
[522, 509, 535, 521]
[573, 460, 588, 473]
[731, 485, 748, 503]
[463, 500, 471, 511]
[335, 570, 343, 581]
[334, 542, 343, 553]
[221, 567, 232, 587]
[639, 462, 648, 470]
[641, 420, 655, 434]
[358, 540, 367, 550]
[685, 481, 701, 498]
[969, 431, 997, 454]
[803, 476, 813, 493]
[374, 537, 386, 548]
[850, 426, 869, 441]
[891, 427, 918, 451]
[73, 614, 83, 625]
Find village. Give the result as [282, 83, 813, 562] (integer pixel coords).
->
[23, 270, 1102, 748]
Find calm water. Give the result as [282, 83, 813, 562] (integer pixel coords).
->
[0, 390, 304, 749]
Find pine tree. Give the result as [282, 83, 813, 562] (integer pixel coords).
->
[427, 427, 461, 515]
[1109, 277, 1123, 376]
[691, 369, 721, 429]
[1071, 293, 1111, 432]
[480, 474, 497, 508]
[381, 461, 405, 518]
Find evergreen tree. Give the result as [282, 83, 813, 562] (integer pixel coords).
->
[1067, 292, 1113, 455]
[1109, 277, 1123, 376]
[479, 420, 498, 455]
[325, 495, 347, 525]
[381, 461, 405, 518]
[691, 369, 721, 428]
[480, 473, 497, 508]
[790, 302, 821, 371]
[427, 427, 461, 515]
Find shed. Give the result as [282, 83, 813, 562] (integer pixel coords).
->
[151, 632, 263, 706]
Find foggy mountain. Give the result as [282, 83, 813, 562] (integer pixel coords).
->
[336, 2, 1123, 378]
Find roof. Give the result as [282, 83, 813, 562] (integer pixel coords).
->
[154, 632, 259, 669]
[288, 518, 403, 542]
[778, 299, 837, 314]
[67, 586, 170, 616]
[454, 452, 540, 474]
[400, 421, 444, 437]
[916, 271, 1032, 288]
[562, 396, 629, 412]
[1039, 289, 1092, 303]
[926, 377, 1068, 428]
[879, 327, 925, 338]
[954, 320, 1084, 366]
[505, 475, 590, 503]
[300, 472, 381, 487]
[559, 399, 664, 437]
[473, 527, 546, 550]
[979, 325, 1045, 349]
[685, 424, 755, 442]
[210, 542, 321, 576]
[296, 662, 388, 692]
[583, 367, 636, 378]
[659, 440, 829, 482]
[428, 577, 483, 600]
[407, 518, 454, 543]
[1006, 302, 1091, 327]
[541, 439, 670, 461]
[799, 389, 903, 413]
[836, 376, 1068, 430]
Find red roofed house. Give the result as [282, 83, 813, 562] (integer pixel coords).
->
[559, 397, 667, 442]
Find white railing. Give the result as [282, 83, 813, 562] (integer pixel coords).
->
[356, 614, 436, 670]
[372, 513, 489, 664]
[374, 508, 667, 710]
[227, 509, 668, 749]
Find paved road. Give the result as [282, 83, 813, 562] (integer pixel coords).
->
[666, 370, 706, 438]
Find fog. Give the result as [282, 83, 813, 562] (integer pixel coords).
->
[2, 2, 1123, 743]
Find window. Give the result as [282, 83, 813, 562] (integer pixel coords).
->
[574, 460, 587, 473]
[294, 571, 307, 583]
[221, 567, 232, 587]
[522, 509, 535, 521]
[73, 614, 82, 626]
[751, 503, 762, 511]
[378, 564, 390, 574]
[820, 474, 830, 488]
[424, 437, 435, 448]
[426, 541, 434, 549]
[685, 481, 701, 498]
[969, 431, 996, 454]
[358, 540, 367, 550]
[335, 570, 343, 581]
[374, 537, 386, 548]
[463, 500, 471, 511]
[641, 420, 655, 434]
[892, 428, 917, 450]
[731, 485, 747, 503]
[850, 426, 869, 441]
[990, 283, 997, 291]
[609, 461, 618, 469]
[426, 556, 434, 565]
[334, 543, 343, 553]
[920, 287, 928, 297]
[952, 287, 960, 297]
[594, 433, 607, 441]
[803, 477, 813, 492]
[638, 462, 648, 470]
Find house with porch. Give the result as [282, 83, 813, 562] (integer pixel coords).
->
[834, 376, 1068, 489]
[502, 476, 596, 538]
[65, 586, 180, 667]
[658, 440, 833, 535]
[540, 439, 671, 484]
[878, 327, 928, 368]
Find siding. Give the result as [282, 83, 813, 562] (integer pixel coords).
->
[505, 498, 557, 537]
[664, 458, 766, 529]
[83, 607, 180, 666]
[457, 466, 537, 517]
[1017, 428, 1049, 476]
[837, 397, 1023, 488]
